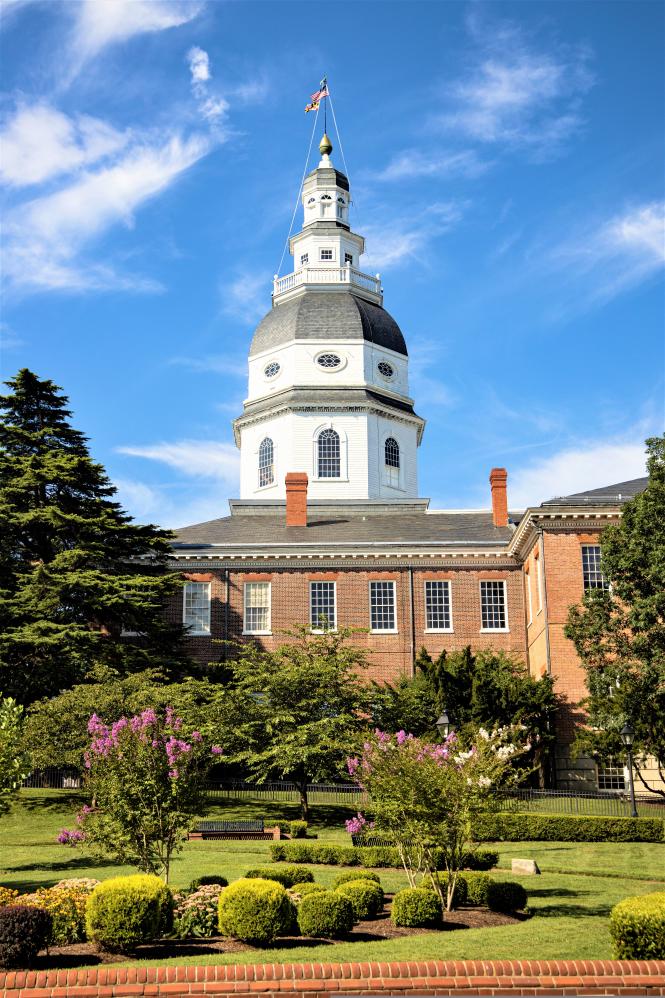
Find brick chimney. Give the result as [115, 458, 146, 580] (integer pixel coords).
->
[489, 467, 508, 528]
[285, 472, 308, 527]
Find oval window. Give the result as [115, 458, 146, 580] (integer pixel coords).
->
[317, 353, 342, 369]
[378, 361, 394, 378]
[264, 361, 280, 379]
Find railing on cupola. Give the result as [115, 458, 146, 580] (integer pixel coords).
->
[273, 264, 383, 304]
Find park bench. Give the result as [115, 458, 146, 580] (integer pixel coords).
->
[189, 819, 281, 841]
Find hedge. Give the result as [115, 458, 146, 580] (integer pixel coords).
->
[85, 875, 172, 953]
[218, 879, 294, 945]
[297, 891, 353, 939]
[485, 880, 528, 912]
[473, 812, 664, 843]
[0, 906, 52, 969]
[269, 842, 498, 869]
[391, 888, 442, 928]
[335, 879, 384, 920]
[609, 892, 665, 959]
[244, 865, 313, 888]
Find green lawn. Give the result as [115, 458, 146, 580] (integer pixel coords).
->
[1, 790, 663, 966]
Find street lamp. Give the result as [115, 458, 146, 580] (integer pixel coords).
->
[619, 721, 638, 819]
[436, 709, 454, 739]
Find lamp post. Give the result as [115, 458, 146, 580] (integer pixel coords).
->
[619, 721, 638, 818]
[436, 709, 454, 739]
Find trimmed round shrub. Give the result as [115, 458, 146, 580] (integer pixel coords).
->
[486, 880, 528, 913]
[297, 891, 354, 938]
[391, 888, 442, 928]
[420, 872, 467, 909]
[0, 906, 52, 969]
[289, 883, 327, 901]
[218, 878, 294, 945]
[85, 874, 172, 953]
[332, 870, 381, 889]
[610, 891, 665, 959]
[462, 872, 493, 907]
[244, 865, 313, 888]
[289, 820, 308, 839]
[189, 875, 228, 892]
[335, 879, 384, 920]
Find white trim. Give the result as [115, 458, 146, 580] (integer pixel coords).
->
[243, 581, 271, 635]
[424, 579, 453, 632]
[309, 580, 337, 632]
[526, 570, 533, 626]
[182, 581, 211, 635]
[369, 579, 397, 633]
[479, 579, 509, 632]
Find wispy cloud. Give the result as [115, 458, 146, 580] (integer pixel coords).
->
[187, 45, 229, 127]
[437, 15, 594, 160]
[363, 201, 466, 270]
[0, 103, 129, 188]
[508, 438, 648, 508]
[169, 355, 247, 378]
[219, 269, 271, 323]
[114, 476, 230, 529]
[118, 439, 240, 484]
[374, 149, 489, 182]
[3, 133, 210, 293]
[67, 0, 204, 80]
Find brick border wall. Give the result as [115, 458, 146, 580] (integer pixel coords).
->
[2, 959, 664, 997]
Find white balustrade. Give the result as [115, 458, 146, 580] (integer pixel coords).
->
[273, 265, 382, 300]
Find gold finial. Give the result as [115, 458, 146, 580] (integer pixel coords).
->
[319, 133, 333, 157]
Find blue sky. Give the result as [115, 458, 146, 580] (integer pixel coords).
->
[1, 0, 663, 527]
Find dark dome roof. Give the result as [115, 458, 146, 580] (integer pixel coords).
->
[249, 292, 408, 358]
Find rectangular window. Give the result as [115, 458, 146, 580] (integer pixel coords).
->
[597, 760, 626, 791]
[582, 545, 608, 591]
[370, 581, 396, 631]
[425, 580, 452, 631]
[480, 580, 508, 631]
[344, 253, 353, 265]
[183, 582, 211, 634]
[526, 570, 533, 625]
[300, 253, 309, 265]
[320, 248, 333, 261]
[244, 582, 271, 634]
[310, 581, 336, 631]
[536, 555, 543, 612]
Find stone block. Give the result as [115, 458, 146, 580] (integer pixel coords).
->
[511, 858, 541, 875]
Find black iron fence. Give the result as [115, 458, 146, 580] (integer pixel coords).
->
[495, 788, 664, 818]
[206, 779, 370, 806]
[22, 767, 81, 789]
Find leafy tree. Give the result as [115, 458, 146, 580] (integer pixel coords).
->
[0, 369, 190, 703]
[71, 707, 220, 881]
[24, 667, 245, 771]
[348, 727, 528, 910]
[0, 694, 30, 814]
[565, 435, 665, 796]
[374, 647, 556, 782]
[227, 627, 376, 818]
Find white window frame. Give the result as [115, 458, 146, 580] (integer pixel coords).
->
[300, 253, 309, 266]
[383, 435, 401, 490]
[309, 581, 337, 632]
[344, 252, 353, 265]
[479, 580, 509, 633]
[257, 437, 275, 490]
[596, 759, 627, 792]
[320, 247, 334, 261]
[582, 544, 608, 591]
[312, 423, 348, 481]
[243, 582, 272, 635]
[182, 581, 211, 636]
[369, 580, 397, 633]
[424, 580, 453, 633]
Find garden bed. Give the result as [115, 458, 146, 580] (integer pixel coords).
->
[27, 901, 526, 971]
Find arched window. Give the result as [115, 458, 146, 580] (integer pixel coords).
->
[258, 437, 274, 487]
[317, 428, 340, 478]
[385, 437, 400, 488]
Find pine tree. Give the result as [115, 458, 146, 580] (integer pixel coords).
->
[0, 369, 190, 703]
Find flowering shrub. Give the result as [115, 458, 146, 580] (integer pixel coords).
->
[14, 879, 100, 945]
[346, 726, 528, 910]
[344, 813, 374, 835]
[173, 884, 223, 938]
[78, 707, 220, 880]
[56, 829, 85, 846]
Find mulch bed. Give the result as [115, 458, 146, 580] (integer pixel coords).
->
[30, 899, 526, 970]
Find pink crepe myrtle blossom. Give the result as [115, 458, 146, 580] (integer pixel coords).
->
[211, 746, 223, 755]
[57, 828, 85, 846]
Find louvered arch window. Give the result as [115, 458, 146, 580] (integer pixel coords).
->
[317, 428, 340, 478]
[385, 437, 400, 487]
[258, 437, 274, 487]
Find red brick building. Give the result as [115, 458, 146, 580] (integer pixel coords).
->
[168, 134, 650, 792]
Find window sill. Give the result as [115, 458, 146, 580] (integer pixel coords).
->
[243, 630, 272, 636]
[480, 628, 510, 634]
[424, 628, 454, 634]
[370, 628, 399, 635]
[187, 631, 212, 637]
[311, 627, 338, 634]
[313, 477, 350, 483]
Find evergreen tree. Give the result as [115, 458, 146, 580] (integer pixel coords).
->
[0, 369, 190, 703]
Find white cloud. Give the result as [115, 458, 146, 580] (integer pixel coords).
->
[509, 440, 647, 508]
[118, 439, 240, 484]
[69, 0, 204, 75]
[375, 149, 489, 182]
[3, 132, 209, 293]
[0, 103, 129, 188]
[114, 476, 230, 529]
[363, 201, 465, 270]
[219, 270, 270, 323]
[169, 355, 247, 378]
[187, 45, 210, 83]
[186, 45, 229, 126]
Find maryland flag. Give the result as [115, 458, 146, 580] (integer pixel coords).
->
[305, 77, 328, 112]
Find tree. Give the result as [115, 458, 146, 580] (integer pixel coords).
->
[348, 726, 528, 910]
[227, 627, 376, 818]
[374, 646, 556, 783]
[565, 435, 665, 796]
[72, 707, 220, 881]
[0, 369, 190, 703]
[0, 694, 30, 814]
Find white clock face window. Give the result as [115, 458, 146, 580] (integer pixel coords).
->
[378, 361, 395, 379]
[264, 361, 280, 379]
[316, 353, 341, 369]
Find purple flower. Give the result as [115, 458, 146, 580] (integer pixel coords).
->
[211, 746, 223, 756]
[168, 768, 179, 779]
[396, 730, 408, 745]
[57, 828, 84, 846]
[347, 756, 359, 776]
[191, 731, 202, 742]
[345, 813, 368, 835]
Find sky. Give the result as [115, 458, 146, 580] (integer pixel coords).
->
[1, 0, 663, 528]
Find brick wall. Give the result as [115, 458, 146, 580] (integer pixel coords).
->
[3, 959, 664, 997]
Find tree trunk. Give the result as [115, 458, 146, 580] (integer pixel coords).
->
[299, 780, 309, 820]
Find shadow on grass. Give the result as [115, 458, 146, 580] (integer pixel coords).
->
[18, 792, 85, 812]
[527, 886, 612, 918]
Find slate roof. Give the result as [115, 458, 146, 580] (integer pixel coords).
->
[542, 477, 648, 506]
[249, 292, 408, 358]
[171, 509, 519, 552]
